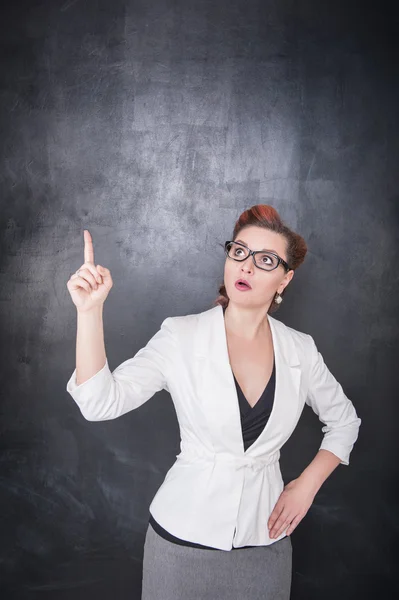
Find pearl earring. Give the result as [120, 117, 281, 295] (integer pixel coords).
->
[274, 291, 283, 304]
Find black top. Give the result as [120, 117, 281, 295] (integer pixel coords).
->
[149, 307, 276, 550]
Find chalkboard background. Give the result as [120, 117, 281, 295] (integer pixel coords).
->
[1, 0, 398, 598]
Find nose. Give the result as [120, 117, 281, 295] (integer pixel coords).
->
[240, 254, 254, 272]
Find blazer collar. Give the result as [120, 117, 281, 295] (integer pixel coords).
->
[193, 304, 302, 456]
[194, 304, 300, 367]
[193, 304, 301, 458]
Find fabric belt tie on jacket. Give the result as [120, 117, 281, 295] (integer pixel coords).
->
[176, 445, 280, 473]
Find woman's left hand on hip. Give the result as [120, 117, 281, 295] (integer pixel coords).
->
[267, 478, 316, 539]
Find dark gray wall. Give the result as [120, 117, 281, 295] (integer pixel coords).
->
[1, 1, 398, 598]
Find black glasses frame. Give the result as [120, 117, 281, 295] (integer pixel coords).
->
[224, 241, 293, 272]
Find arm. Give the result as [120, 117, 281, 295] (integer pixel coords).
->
[268, 336, 361, 538]
[268, 335, 361, 538]
[297, 449, 341, 496]
[268, 448, 343, 538]
[76, 306, 107, 386]
[302, 333, 362, 467]
[66, 316, 176, 421]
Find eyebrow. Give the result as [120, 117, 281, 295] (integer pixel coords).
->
[235, 239, 278, 254]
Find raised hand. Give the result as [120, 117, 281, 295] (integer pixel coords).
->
[67, 230, 113, 312]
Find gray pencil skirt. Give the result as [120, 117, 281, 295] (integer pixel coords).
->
[141, 522, 293, 600]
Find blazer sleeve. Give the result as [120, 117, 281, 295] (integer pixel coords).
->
[65, 316, 176, 421]
[305, 334, 361, 466]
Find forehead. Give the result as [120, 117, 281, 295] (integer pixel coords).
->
[234, 228, 287, 256]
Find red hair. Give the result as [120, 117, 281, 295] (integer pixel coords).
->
[213, 204, 308, 314]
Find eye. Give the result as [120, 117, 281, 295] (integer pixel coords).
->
[261, 254, 272, 264]
[255, 253, 279, 269]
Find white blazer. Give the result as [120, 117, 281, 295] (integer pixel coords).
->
[66, 304, 361, 551]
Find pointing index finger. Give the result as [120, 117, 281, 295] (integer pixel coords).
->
[83, 229, 95, 264]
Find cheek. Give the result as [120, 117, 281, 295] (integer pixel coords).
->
[224, 262, 232, 280]
[250, 276, 281, 296]
[263, 274, 281, 292]
[223, 265, 236, 290]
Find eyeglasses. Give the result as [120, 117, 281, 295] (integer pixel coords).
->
[224, 241, 293, 272]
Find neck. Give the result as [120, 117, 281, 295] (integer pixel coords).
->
[223, 303, 270, 341]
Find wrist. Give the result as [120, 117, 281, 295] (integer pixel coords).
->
[297, 471, 322, 497]
[77, 305, 104, 316]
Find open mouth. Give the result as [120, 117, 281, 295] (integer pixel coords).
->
[235, 280, 252, 290]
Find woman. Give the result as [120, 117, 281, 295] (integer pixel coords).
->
[66, 205, 361, 600]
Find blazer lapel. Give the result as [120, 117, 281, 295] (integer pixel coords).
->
[194, 304, 302, 456]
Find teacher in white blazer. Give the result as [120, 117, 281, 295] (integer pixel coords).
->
[66, 204, 361, 600]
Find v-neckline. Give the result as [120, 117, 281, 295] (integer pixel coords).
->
[232, 355, 275, 410]
[222, 305, 275, 411]
[218, 303, 283, 454]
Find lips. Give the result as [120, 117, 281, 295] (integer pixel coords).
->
[235, 279, 252, 289]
